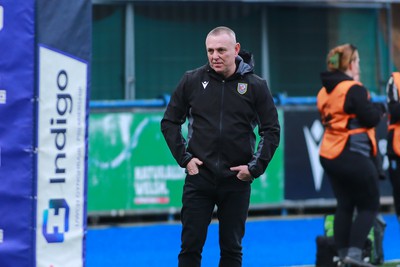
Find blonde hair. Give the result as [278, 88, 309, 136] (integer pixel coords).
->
[326, 43, 358, 72]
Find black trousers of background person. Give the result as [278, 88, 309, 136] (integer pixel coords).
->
[388, 157, 400, 217]
[320, 148, 380, 250]
[178, 167, 251, 267]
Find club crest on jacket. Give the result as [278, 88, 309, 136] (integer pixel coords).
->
[237, 83, 248, 95]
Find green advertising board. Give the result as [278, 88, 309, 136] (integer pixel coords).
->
[88, 110, 284, 214]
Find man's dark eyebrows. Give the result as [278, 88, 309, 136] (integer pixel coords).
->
[207, 47, 227, 53]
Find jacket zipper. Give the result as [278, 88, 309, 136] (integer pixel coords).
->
[216, 80, 225, 177]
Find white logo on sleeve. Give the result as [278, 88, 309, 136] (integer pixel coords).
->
[202, 81, 209, 89]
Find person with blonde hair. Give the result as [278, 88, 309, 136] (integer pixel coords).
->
[317, 44, 385, 266]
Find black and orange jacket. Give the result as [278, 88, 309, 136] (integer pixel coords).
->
[317, 71, 383, 159]
[161, 52, 280, 178]
[387, 72, 400, 157]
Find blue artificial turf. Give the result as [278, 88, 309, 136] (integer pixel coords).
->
[86, 214, 400, 267]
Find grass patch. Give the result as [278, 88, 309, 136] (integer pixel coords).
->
[381, 261, 400, 267]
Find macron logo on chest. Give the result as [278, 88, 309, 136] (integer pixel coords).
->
[202, 81, 209, 89]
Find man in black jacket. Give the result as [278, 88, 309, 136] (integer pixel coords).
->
[161, 26, 280, 267]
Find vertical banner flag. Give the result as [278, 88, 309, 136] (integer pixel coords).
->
[0, 1, 35, 266]
[35, 1, 91, 267]
[36, 46, 88, 267]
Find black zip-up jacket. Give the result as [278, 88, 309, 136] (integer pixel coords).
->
[161, 53, 280, 178]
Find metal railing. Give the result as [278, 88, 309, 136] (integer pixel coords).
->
[89, 94, 386, 109]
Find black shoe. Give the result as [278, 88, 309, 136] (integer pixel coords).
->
[342, 256, 376, 267]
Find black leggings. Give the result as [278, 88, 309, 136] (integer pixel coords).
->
[320, 149, 380, 250]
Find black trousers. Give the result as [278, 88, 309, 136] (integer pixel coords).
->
[320, 149, 380, 250]
[178, 168, 251, 267]
[388, 157, 400, 217]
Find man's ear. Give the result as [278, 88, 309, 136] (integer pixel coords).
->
[235, 43, 241, 56]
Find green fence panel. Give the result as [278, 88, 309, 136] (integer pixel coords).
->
[88, 110, 284, 214]
[250, 109, 284, 205]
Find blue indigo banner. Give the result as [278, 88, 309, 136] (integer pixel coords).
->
[35, 1, 90, 266]
[36, 45, 89, 267]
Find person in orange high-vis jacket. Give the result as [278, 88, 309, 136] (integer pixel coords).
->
[317, 44, 386, 267]
[386, 71, 400, 225]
